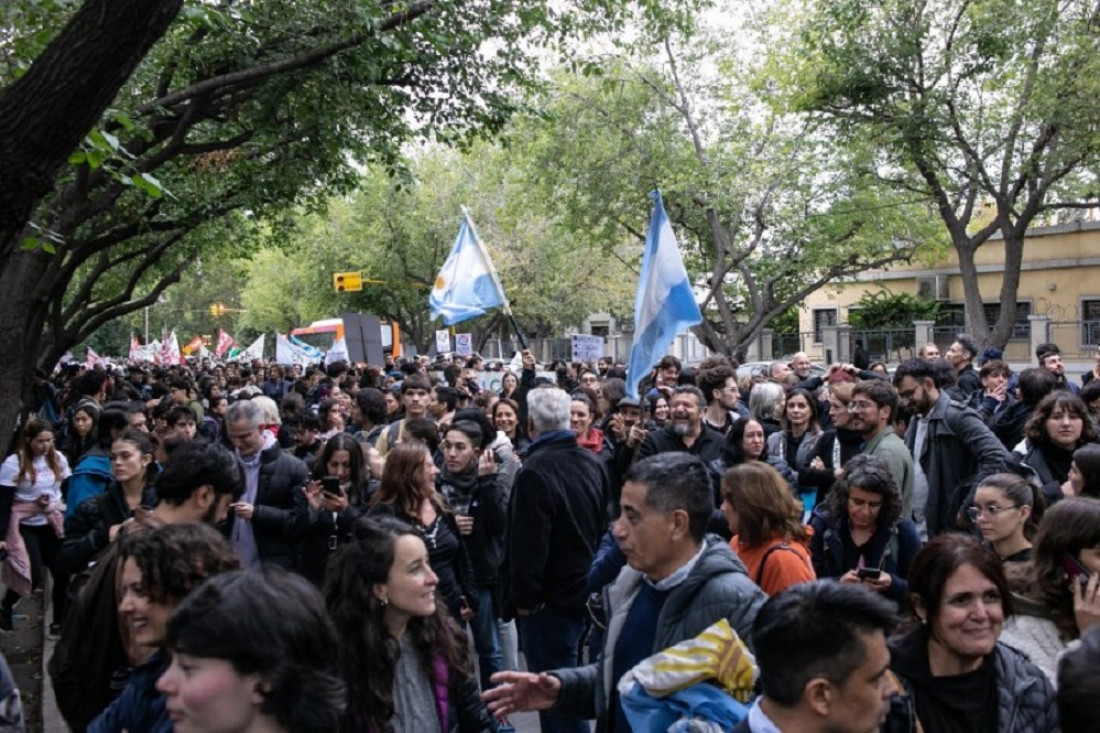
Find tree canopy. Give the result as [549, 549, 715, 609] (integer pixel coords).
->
[792, 0, 1100, 347]
[0, 0, 642, 427]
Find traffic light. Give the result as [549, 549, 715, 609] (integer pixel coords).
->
[333, 271, 363, 293]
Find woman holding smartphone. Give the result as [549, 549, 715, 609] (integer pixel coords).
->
[808, 454, 921, 607]
[297, 433, 375, 587]
[0, 418, 71, 632]
[1000, 497, 1100, 682]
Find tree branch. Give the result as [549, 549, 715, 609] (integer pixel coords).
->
[135, 0, 437, 115]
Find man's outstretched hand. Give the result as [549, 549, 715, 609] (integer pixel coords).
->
[482, 671, 562, 716]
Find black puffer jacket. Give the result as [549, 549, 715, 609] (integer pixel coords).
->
[884, 631, 1058, 733]
[59, 481, 158, 575]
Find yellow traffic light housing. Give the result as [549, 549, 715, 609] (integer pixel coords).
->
[333, 271, 363, 293]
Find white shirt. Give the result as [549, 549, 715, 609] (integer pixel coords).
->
[0, 452, 70, 526]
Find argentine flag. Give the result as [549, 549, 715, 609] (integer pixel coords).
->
[289, 333, 324, 361]
[430, 216, 507, 326]
[626, 191, 703, 399]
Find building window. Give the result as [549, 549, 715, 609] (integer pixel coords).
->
[1082, 300, 1100, 346]
[812, 308, 837, 344]
[936, 302, 1031, 340]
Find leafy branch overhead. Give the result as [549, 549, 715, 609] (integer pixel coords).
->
[511, 17, 938, 359]
[0, 0, 643, 383]
[791, 0, 1100, 347]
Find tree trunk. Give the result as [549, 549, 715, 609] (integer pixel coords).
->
[0, 0, 184, 255]
[0, 251, 56, 450]
[0, 0, 184, 438]
[956, 240, 992, 345]
[987, 223, 1030, 350]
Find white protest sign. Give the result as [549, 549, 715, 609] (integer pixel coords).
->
[571, 334, 604, 362]
[435, 330, 451, 354]
[455, 333, 473, 356]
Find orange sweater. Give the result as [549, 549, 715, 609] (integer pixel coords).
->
[732, 529, 816, 597]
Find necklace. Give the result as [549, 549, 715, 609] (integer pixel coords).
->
[421, 516, 441, 549]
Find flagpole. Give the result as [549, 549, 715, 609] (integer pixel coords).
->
[461, 207, 528, 352]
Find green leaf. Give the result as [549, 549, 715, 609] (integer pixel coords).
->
[19, 237, 38, 251]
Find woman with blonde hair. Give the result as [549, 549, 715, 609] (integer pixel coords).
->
[720, 461, 815, 596]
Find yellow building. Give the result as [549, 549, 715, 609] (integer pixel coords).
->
[799, 220, 1100, 364]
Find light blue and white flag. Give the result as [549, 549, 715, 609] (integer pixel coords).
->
[430, 214, 507, 326]
[275, 333, 317, 367]
[626, 191, 703, 399]
[289, 333, 324, 361]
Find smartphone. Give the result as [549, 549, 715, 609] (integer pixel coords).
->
[857, 567, 882, 580]
[1062, 554, 1090, 586]
[321, 476, 342, 499]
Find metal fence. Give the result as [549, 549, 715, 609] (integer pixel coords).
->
[849, 329, 919, 365]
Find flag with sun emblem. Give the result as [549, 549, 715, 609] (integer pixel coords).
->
[429, 212, 508, 326]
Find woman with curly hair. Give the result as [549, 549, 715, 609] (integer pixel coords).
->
[720, 461, 815, 596]
[159, 566, 346, 733]
[325, 516, 497, 732]
[808, 454, 921, 605]
[87, 523, 240, 732]
[999, 497, 1100, 683]
[1016, 392, 1099, 506]
[370, 443, 477, 624]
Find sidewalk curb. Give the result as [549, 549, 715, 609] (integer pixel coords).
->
[41, 577, 68, 732]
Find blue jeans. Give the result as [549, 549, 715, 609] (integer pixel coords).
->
[470, 587, 503, 690]
[520, 607, 589, 733]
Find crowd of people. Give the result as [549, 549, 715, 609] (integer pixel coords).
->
[0, 338, 1098, 731]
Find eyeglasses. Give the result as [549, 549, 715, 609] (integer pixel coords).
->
[848, 400, 877, 412]
[967, 505, 1021, 522]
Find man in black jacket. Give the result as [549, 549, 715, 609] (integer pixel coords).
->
[945, 336, 982, 397]
[225, 399, 308, 569]
[438, 416, 514, 690]
[636, 386, 724, 466]
[894, 359, 1011, 536]
[505, 386, 608, 733]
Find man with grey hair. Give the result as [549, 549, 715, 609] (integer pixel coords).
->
[224, 399, 309, 569]
[504, 386, 609, 733]
[486, 453, 766, 731]
[637, 385, 724, 466]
